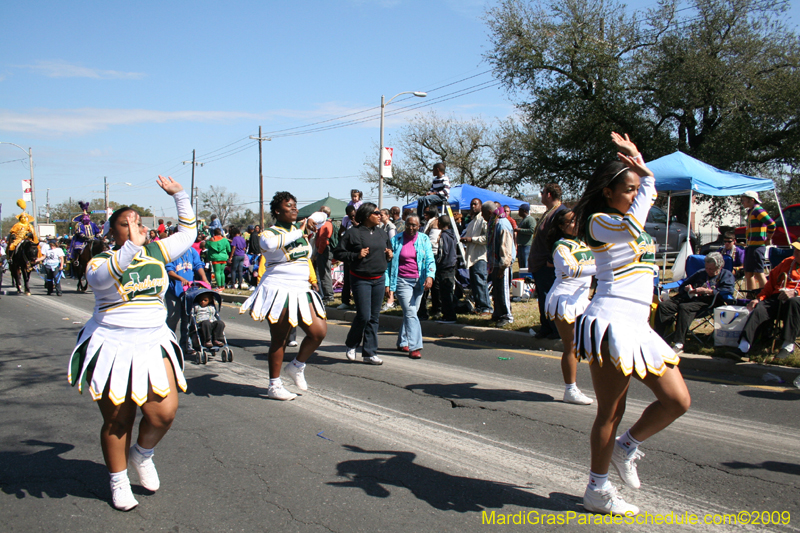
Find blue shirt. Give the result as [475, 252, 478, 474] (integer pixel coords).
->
[165, 247, 205, 296]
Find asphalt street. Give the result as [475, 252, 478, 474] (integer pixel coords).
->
[1, 276, 799, 533]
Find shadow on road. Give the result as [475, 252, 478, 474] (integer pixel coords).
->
[328, 445, 578, 513]
[406, 382, 553, 404]
[722, 460, 800, 476]
[185, 373, 268, 399]
[0, 440, 107, 502]
[737, 389, 800, 401]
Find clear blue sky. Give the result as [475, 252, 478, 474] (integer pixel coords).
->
[1, 0, 798, 222]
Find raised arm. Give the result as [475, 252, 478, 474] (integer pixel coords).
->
[151, 176, 196, 263]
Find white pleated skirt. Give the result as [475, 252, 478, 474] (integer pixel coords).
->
[574, 296, 679, 378]
[240, 278, 326, 326]
[68, 320, 187, 406]
[545, 287, 591, 324]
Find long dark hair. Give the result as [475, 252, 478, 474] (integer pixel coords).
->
[573, 160, 630, 239]
[546, 208, 574, 253]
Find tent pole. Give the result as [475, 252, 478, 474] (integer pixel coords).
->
[688, 190, 694, 252]
[662, 192, 672, 279]
[773, 190, 791, 243]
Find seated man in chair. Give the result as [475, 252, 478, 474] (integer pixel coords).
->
[733, 241, 800, 362]
[655, 252, 735, 353]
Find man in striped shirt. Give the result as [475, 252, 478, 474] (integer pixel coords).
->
[416, 162, 451, 219]
[742, 190, 776, 292]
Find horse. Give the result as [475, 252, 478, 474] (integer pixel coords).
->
[74, 238, 107, 292]
[9, 239, 38, 295]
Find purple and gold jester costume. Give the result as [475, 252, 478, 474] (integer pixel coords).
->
[69, 202, 101, 263]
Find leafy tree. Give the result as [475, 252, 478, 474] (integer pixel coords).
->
[228, 208, 258, 229]
[362, 111, 523, 199]
[199, 186, 241, 228]
[484, 0, 800, 203]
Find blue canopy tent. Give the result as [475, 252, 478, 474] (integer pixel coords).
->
[647, 151, 788, 275]
[648, 151, 775, 196]
[403, 184, 526, 211]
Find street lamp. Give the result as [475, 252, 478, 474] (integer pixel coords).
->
[101, 178, 132, 218]
[379, 91, 426, 209]
[0, 141, 38, 234]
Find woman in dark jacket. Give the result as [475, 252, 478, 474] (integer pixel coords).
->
[334, 202, 393, 365]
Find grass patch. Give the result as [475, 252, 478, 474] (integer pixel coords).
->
[327, 294, 541, 334]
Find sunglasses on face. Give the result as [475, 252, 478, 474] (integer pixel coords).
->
[724, 240, 734, 243]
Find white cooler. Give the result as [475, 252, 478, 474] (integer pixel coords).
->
[713, 305, 750, 348]
[511, 278, 527, 298]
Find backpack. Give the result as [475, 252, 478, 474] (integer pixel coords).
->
[328, 220, 341, 250]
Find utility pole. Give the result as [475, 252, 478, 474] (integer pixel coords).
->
[183, 151, 204, 206]
[194, 187, 200, 219]
[250, 127, 272, 228]
[46, 188, 50, 223]
[103, 176, 109, 213]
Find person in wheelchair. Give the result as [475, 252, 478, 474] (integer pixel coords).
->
[654, 252, 734, 353]
[733, 241, 800, 362]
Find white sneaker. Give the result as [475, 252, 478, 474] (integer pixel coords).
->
[287, 340, 299, 347]
[267, 383, 297, 401]
[563, 387, 594, 405]
[583, 484, 639, 515]
[283, 363, 308, 391]
[363, 355, 383, 365]
[128, 445, 159, 491]
[345, 347, 357, 361]
[611, 442, 645, 489]
[110, 475, 139, 511]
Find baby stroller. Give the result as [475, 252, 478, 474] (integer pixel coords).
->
[184, 282, 234, 365]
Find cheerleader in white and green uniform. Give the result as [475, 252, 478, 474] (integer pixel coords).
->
[543, 208, 596, 406]
[240, 191, 327, 401]
[573, 133, 691, 516]
[67, 176, 196, 511]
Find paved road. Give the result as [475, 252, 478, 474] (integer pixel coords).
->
[1, 277, 799, 532]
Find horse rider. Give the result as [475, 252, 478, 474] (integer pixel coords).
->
[69, 201, 101, 267]
[6, 199, 38, 263]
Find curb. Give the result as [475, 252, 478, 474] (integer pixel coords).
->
[221, 292, 800, 386]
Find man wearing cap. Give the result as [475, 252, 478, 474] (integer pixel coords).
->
[37, 237, 65, 296]
[732, 241, 800, 362]
[515, 203, 535, 270]
[742, 191, 776, 292]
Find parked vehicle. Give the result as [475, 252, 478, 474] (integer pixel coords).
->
[645, 206, 696, 252]
[734, 203, 800, 246]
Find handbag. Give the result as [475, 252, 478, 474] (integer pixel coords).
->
[243, 254, 251, 268]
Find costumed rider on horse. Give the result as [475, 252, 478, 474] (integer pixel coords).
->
[70, 201, 101, 269]
[6, 199, 38, 264]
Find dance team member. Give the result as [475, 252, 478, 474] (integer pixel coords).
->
[573, 133, 691, 516]
[543, 208, 596, 406]
[240, 191, 327, 401]
[67, 176, 196, 511]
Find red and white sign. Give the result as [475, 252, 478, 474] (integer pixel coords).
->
[21, 179, 32, 202]
[380, 147, 393, 178]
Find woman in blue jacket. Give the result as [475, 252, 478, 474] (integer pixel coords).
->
[387, 215, 435, 359]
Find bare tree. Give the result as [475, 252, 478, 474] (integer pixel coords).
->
[199, 186, 241, 228]
[362, 111, 522, 199]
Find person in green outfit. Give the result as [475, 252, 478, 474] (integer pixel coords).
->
[205, 228, 231, 288]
